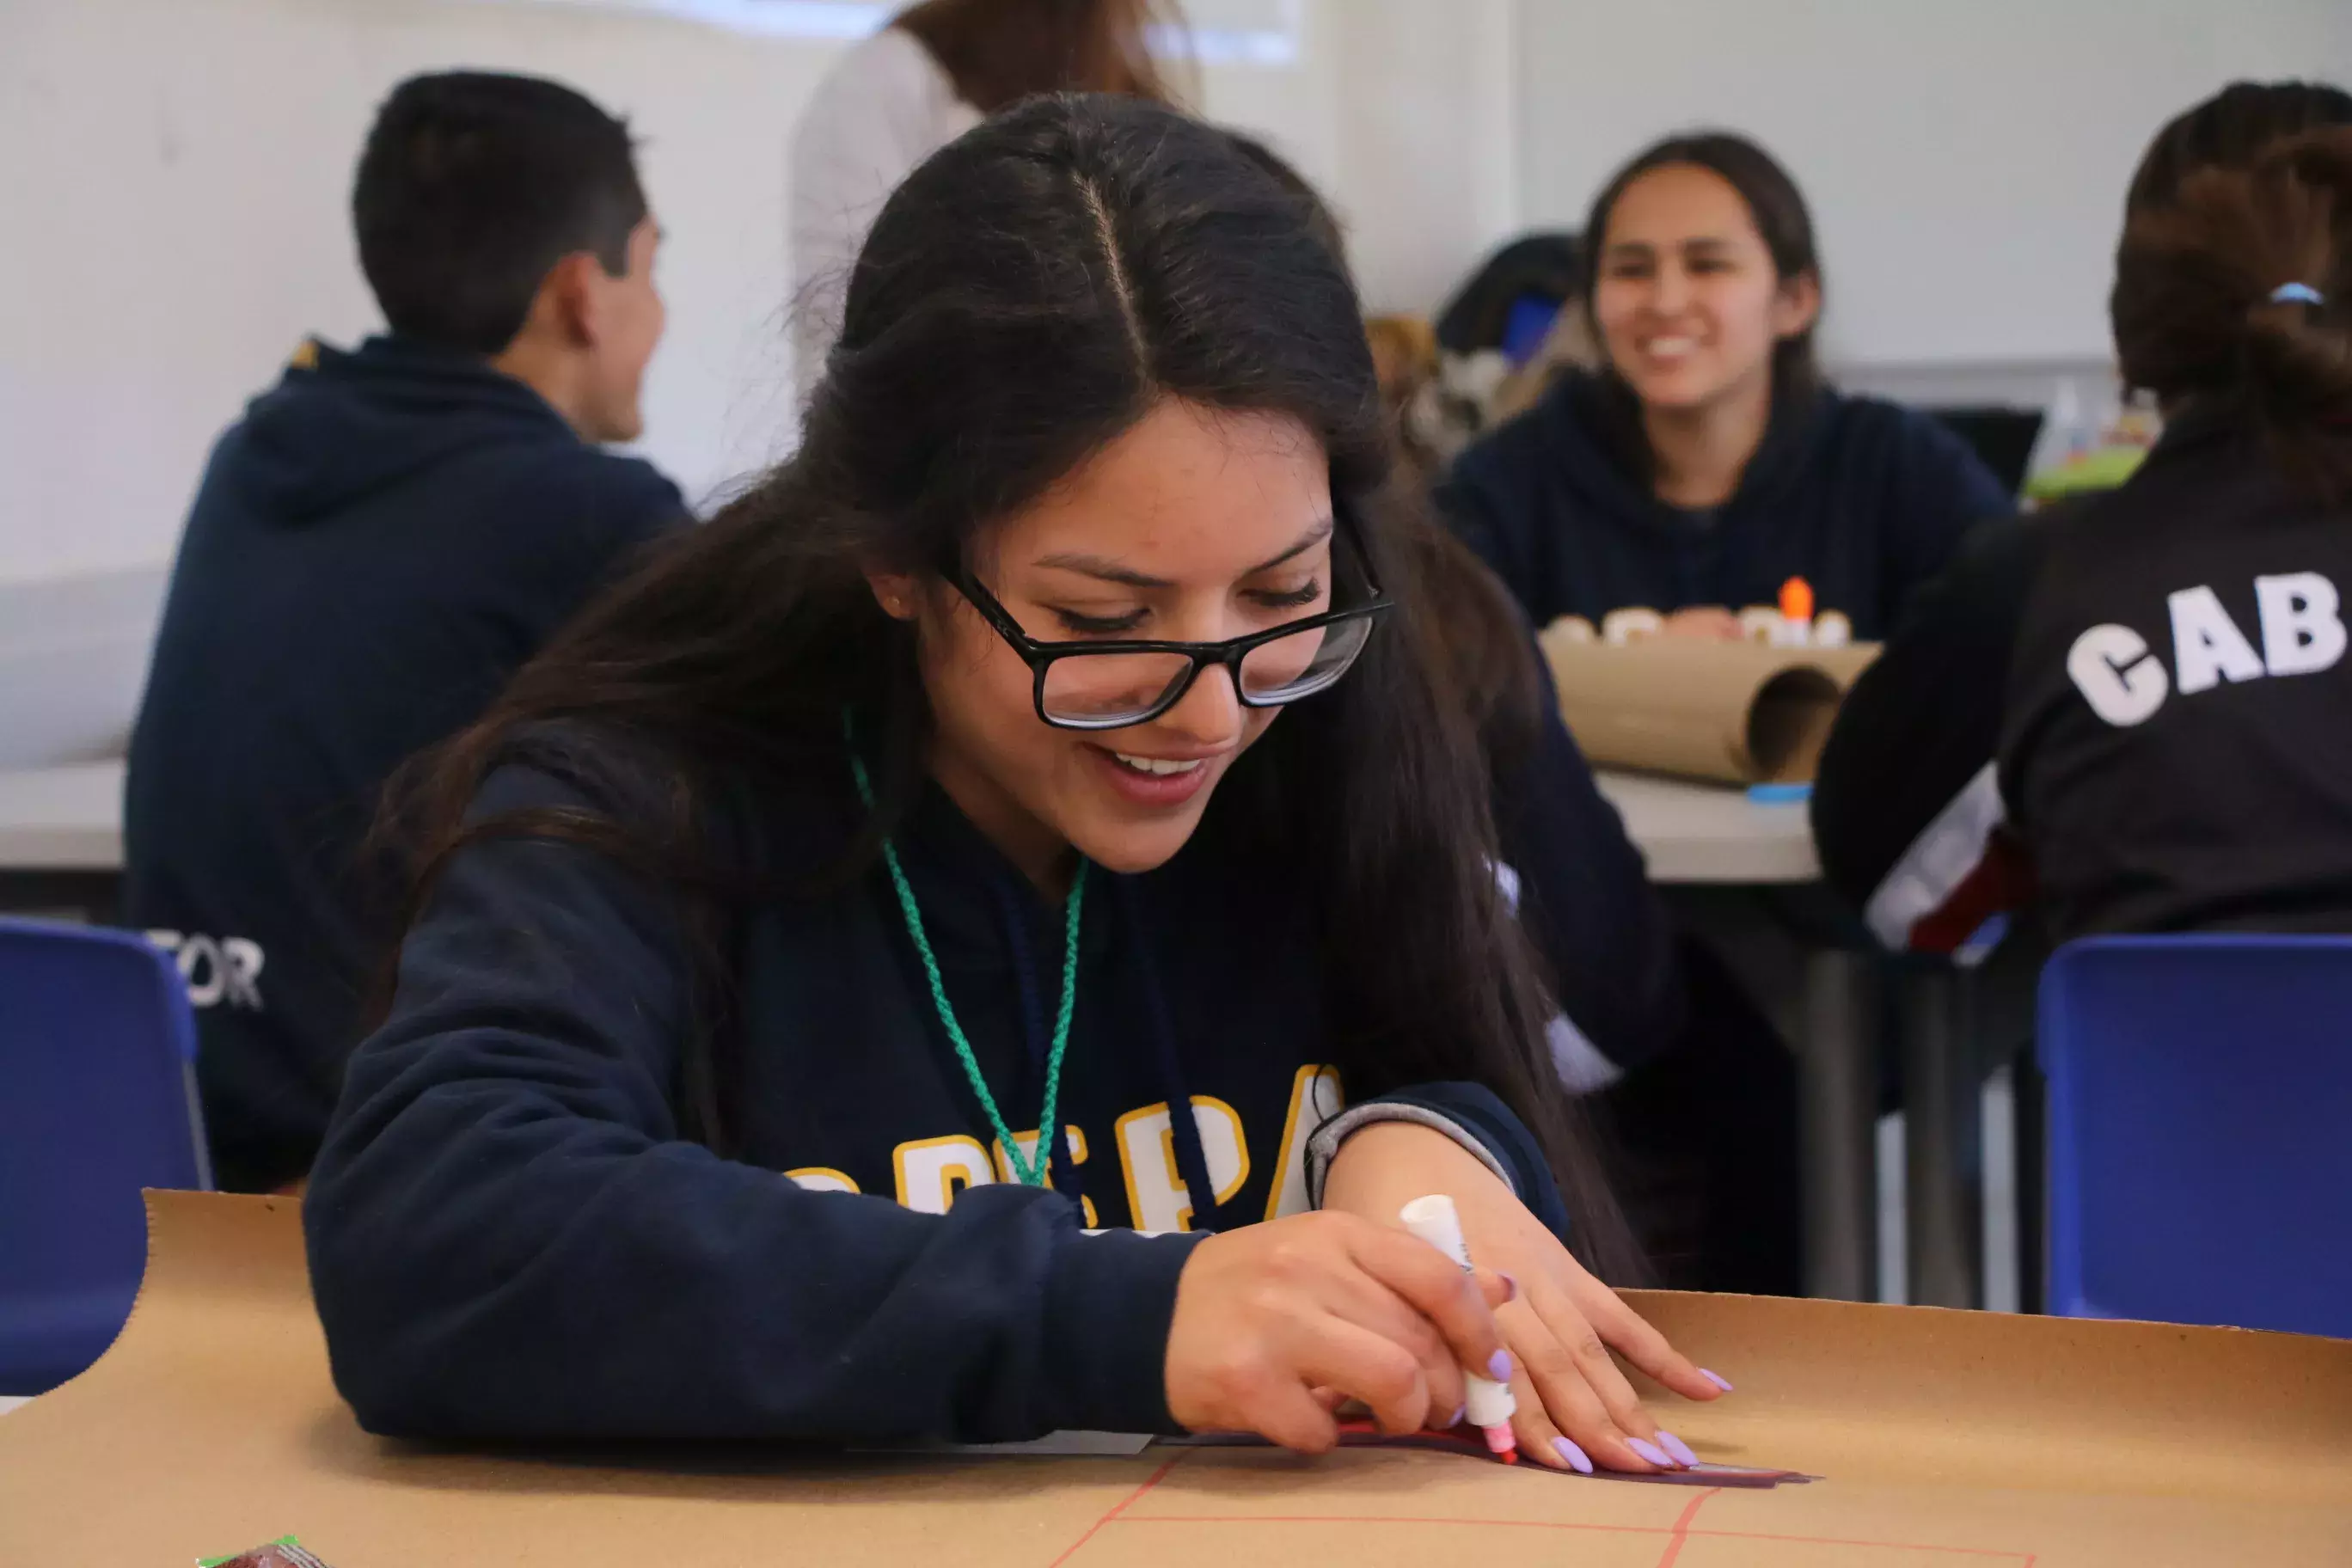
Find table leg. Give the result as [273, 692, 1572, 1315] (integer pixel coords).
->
[1799, 950, 1878, 1302]
[1902, 967, 1983, 1308]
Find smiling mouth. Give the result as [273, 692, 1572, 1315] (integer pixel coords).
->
[1109, 752, 1206, 776]
[1642, 334, 1700, 358]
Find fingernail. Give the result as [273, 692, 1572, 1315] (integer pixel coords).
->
[1446, 1404, 1466, 1430]
[1626, 1436, 1675, 1468]
[1700, 1369, 1735, 1393]
[1498, 1271, 1520, 1303]
[1552, 1436, 1594, 1474]
[1657, 1430, 1699, 1467]
[1486, 1350, 1515, 1383]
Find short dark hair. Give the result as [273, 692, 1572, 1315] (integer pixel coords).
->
[352, 70, 647, 355]
[1580, 131, 1825, 407]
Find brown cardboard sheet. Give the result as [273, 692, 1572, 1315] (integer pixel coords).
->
[1, 1192, 2347, 1566]
[1540, 628, 1882, 784]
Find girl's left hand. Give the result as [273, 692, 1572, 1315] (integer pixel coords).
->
[1319, 1120, 1730, 1475]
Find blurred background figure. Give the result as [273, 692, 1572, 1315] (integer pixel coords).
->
[1436, 132, 2013, 650]
[788, 0, 1185, 397]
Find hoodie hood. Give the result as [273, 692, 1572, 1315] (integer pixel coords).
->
[1534, 371, 1831, 536]
[230, 334, 578, 523]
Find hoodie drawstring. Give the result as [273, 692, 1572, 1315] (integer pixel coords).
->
[1115, 874, 1222, 1231]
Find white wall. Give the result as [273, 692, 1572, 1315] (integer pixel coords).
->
[0, 0, 1362, 586]
[7, 0, 2349, 591]
[1326, 0, 1519, 315]
[1513, 0, 2352, 369]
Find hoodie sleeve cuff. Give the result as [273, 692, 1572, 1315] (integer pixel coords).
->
[1307, 1082, 1576, 1246]
[1040, 1228, 1209, 1435]
[1304, 1102, 1516, 1210]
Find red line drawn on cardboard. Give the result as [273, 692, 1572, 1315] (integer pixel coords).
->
[1046, 1454, 1185, 1568]
[1091, 1512, 2038, 1565]
[1045, 1448, 2040, 1566]
[1652, 1485, 1724, 1567]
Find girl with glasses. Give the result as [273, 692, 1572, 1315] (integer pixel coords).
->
[307, 95, 1726, 1473]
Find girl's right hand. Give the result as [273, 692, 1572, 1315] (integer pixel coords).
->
[1163, 1210, 1514, 1452]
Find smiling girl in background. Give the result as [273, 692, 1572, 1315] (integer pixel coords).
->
[1440, 132, 2013, 646]
[304, 95, 1729, 1477]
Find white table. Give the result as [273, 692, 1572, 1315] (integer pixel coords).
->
[0, 760, 126, 872]
[1595, 771, 1820, 885]
[3, 766, 1816, 890]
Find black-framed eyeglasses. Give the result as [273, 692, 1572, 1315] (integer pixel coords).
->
[947, 516, 1395, 732]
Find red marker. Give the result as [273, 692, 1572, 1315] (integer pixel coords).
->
[1399, 1195, 1518, 1463]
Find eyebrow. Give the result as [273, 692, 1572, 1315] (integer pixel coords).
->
[1605, 235, 1737, 260]
[1035, 516, 1335, 590]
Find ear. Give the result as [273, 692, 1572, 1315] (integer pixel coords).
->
[1772, 267, 1822, 342]
[864, 566, 922, 622]
[538, 252, 605, 350]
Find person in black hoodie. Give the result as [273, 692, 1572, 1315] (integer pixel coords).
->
[1814, 81, 2352, 952]
[126, 72, 685, 1193]
[306, 96, 1735, 1476]
[1438, 132, 2012, 646]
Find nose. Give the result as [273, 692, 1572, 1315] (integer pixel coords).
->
[1155, 659, 1246, 748]
[1647, 260, 1696, 318]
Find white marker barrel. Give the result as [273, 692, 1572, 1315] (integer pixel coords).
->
[1398, 1194, 1516, 1429]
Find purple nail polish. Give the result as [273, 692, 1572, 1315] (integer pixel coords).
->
[1486, 1350, 1515, 1383]
[1657, 1430, 1699, 1467]
[1700, 1369, 1735, 1393]
[1552, 1436, 1594, 1474]
[1498, 1271, 1520, 1303]
[1626, 1437, 1675, 1468]
[1446, 1404, 1467, 1430]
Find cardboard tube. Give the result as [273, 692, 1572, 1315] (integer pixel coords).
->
[1538, 628, 1875, 785]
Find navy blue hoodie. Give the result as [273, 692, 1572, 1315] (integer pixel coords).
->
[1436, 375, 2013, 643]
[125, 335, 685, 1193]
[303, 738, 1578, 1445]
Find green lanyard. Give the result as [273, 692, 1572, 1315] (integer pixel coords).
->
[848, 744, 1087, 1189]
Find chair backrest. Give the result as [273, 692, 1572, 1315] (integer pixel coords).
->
[0, 916, 209, 1393]
[2037, 935, 2352, 1338]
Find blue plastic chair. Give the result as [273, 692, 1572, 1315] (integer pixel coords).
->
[2037, 935, 2352, 1338]
[0, 916, 210, 1393]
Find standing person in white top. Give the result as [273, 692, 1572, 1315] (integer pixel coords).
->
[788, 0, 1185, 398]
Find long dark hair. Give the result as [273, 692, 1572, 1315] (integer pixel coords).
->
[2125, 79, 2352, 217]
[2113, 126, 2352, 500]
[896, 0, 1179, 113]
[383, 95, 1641, 1278]
[1220, 126, 1548, 774]
[1573, 132, 1825, 481]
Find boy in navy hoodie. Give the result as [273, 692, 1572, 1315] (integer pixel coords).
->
[126, 72, 686, 1192]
